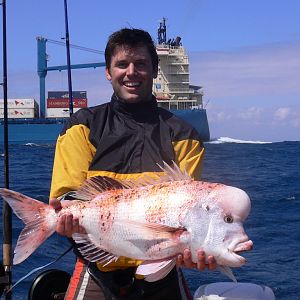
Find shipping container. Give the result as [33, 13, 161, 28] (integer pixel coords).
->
[0, 108, 37, 119]
[48, 91, 87, 99]
[0, 98, 38, 109]
[47, 98, 87, 108]
[46, 107, 82, 118]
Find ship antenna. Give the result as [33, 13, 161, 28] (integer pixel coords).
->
[63, 0, 73, 116]
[1, 0, 13, 298]
[158, 17, 167, 44]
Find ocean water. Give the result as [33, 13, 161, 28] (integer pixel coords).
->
[0, 138, 299, 299]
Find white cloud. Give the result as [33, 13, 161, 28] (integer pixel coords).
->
[274, 107, 291, 121]
[273, 106, 300, 129]
[291, 117, 300, 128]
[237, 107, 264, 121]
[209, 106, 264, 123]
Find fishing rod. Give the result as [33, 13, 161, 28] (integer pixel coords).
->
[63, 0, 73, 116]
[1, 2, 74, 298]
[0, 0, 12, 299]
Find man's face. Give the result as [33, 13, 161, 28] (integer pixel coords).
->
[106, 45, 157, 103]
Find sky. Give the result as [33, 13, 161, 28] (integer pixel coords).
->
[1, 0, 300, 142]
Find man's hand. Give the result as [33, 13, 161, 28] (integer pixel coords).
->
[176, 249, 217, 271]
[49, 198, 85, 238]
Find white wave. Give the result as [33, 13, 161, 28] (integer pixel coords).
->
[24, 143, 40, 147]
[1, 153, 4, 157]
[207, 137, 272, 144]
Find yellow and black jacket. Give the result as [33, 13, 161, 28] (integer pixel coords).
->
[50, 94, 205, 272]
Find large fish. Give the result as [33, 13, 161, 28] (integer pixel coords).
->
[0, 163, 253, 282]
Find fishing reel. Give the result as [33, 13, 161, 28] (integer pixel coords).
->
[28, 269, 71, 300]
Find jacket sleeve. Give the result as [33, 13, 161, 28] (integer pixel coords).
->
[172, 139, 205, 180]
[50, 123, 96, 199]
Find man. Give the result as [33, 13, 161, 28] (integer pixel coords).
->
[50, 28, 216, 300]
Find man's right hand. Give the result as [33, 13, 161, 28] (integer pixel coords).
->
[49, 198, 84, 238]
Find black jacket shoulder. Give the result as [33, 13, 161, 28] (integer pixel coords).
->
[157, 107, 201, 142]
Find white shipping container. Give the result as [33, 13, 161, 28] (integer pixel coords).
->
[0, 98, 37, 109]
[46, 107, 82, 118]
[0, 108, 36, 119]
[0, 98, 35, 109]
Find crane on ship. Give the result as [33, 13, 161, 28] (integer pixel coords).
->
[37, 37, 106, 118]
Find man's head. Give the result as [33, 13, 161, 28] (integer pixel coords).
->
[105, 28, 159, 103]
[105, 28, 158, 73]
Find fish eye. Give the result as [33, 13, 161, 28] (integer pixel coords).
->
[224, 215, 233, 223]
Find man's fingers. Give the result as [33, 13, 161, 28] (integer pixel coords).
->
[176, 254, 183, 266]
[207, 255, 217, 271]
[183, 249, 195, 268]
[177, 249, 218, 271]
[56, 214, 66, 235]
[56, 213, 74, 237]
[196, 250, 207, 270]
[64, 214, 74, 237]
[72, 217, 79, 232]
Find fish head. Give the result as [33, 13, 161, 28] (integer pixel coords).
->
[185, 184, 253, 267]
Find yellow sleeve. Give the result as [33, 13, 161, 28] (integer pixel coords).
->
[50, 124, 96, 199]
[172, 139, 205, 180]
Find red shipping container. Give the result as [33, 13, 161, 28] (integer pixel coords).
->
[47, 98, 87, 108]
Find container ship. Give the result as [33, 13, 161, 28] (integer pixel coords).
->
[0, 92, 88, 143]
[0, 19, 209, 143]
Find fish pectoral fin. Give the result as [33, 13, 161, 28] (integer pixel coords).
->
[72, 233, 118, 264]
[128, 237, 181, 256]
[116, 219, 187, 241]
[136, 259, 176, 282]
[219, 265, 237, 282]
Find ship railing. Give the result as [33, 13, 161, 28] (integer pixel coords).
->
[167, 87, 201, 93]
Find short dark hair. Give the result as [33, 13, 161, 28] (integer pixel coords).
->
[105, 28, 158, 72]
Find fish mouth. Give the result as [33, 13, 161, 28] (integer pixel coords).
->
[230, 240, 253, 264]
[234, 240, 253, 253]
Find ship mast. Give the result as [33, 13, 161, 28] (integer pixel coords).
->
[157, 17, 167, 44]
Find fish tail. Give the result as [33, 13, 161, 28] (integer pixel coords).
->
[0, 188, 56, 264]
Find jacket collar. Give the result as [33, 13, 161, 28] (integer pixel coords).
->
[110, 94, 159, 122]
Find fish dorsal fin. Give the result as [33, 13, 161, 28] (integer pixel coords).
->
[157, 161, 191, 181]
[73, 161, 191, 201]
[73, 176, 130, 201]
[72, 233, 118, 265]
[123, 161, 191, 186]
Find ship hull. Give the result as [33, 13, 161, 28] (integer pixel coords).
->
[173, 109, 210, 142]
[0, 109, 209, 143]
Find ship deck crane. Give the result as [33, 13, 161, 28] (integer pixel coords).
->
[37, 36, 105, 118]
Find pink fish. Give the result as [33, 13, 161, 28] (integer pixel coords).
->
[0, 163, 253, 281]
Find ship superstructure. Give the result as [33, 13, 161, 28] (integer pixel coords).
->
[153, 18, 203, 110]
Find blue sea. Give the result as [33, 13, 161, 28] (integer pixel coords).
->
[0, 138, 299, 299]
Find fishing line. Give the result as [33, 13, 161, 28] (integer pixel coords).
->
[5, 245, 73, 293]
